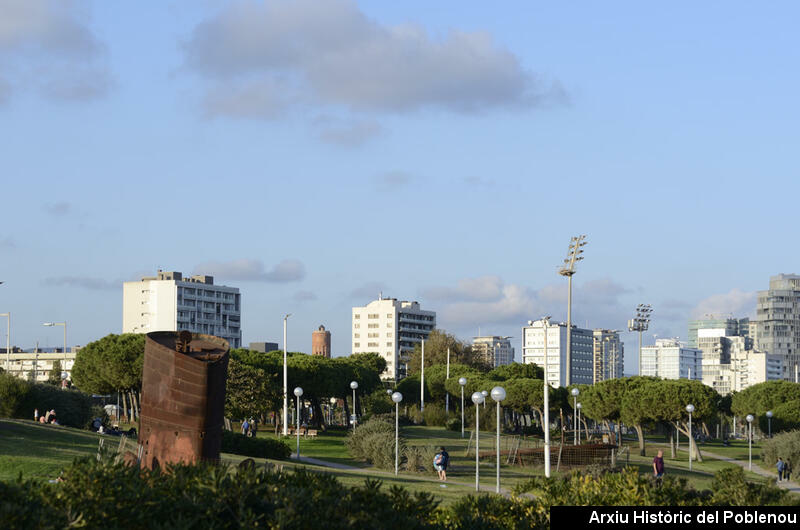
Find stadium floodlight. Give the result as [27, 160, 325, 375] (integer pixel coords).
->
[628, 304, 653, 376]
[558, 235, 587, 386]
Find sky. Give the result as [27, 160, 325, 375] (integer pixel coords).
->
[2, 0, 799, 375]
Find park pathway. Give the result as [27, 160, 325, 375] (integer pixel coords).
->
[701, 449, 800, 494]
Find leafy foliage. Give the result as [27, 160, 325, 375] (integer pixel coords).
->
[46, 360, 63, 386]
[761, 430, 800, 476]
[345, 417, 398, 470]
[220, 430, 291, 460]
[0, 373, 93, 428]
[224, 358, 276, 421]
[731, 381, 800, 433]
[71, 333, 145, 394]
[407, 330, 485, 375]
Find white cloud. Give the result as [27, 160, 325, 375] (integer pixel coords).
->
[43, 201, 71, 216]
[183, 0, 561, 118]
[0, 0, 112, 103]
[194, 258, 306, 282]
[690, 288, 756, 319]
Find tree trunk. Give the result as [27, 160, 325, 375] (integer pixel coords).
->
[670, 423, 677, 459]
[343, 398, 351, 428]
[130, 390, 140, 421]
[675, 422, 703, 463]
[121, 391, 129, 422]
[310, 396, 326, 431]
[634, 424, 646, 456]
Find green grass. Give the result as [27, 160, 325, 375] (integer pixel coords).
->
[256, 428, 364, 467]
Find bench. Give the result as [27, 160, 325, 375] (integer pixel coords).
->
[306, 429, 318, 438]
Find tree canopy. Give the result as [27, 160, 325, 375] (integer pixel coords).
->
[731, 380, 800, 433]
[71, 334, 145, 394]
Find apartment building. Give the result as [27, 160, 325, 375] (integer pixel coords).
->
[123, 270, 242, 348]
[471, 336, 514, 367]
[351, 296, 436, 380]
[592, 329, 624, 383]
[755, 273, 800, 381]
[521, 319, 593, 387]
[640, 339, 702, 380]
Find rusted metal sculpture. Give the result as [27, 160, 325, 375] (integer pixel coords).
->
[138, 331, 229, 469]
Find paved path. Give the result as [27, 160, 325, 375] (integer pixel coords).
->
[701, 449, 800, 494]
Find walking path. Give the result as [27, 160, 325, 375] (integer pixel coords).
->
[701, 449, 800, 494]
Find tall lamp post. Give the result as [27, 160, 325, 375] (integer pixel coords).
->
[766, 410, 773, 438]
[576, 402, 582, 444]
[1, 312, 9, 372]
[542, 316, 552, 477]
[491, 386, 506, 493]
[459, 377, 467, 438]
[392, 392, 403, 475]
[746, 414, 754, 470]
[350, 381, 359, 429]
[628, 305, 653, 376]
[686, 404, 695, 471]
[420, 340, 425, 412]
[282, 314, 291, 436]
[481, 390, 488, 409]
[43, 321, 67, 365]
[294, 387, 303, 458]
[471, 391, 485, 491]
[445, 347, 450, 414]
[559, 235, 587, 387]
[571, 387, 580, 445]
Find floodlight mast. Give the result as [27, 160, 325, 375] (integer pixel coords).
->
[558, 235, 587, 387]
[628, 304, 653, 376]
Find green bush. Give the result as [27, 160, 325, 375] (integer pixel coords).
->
[422, 403, 447, 427]
[220, 431, 291, 460]
[346, 418, 399, 469]
[445, 417, 461, 432]
[0, 373, 30, 418]
[404, 445, 437, 473]
[761, 430, 800, 477]
[464, 402, 498, 432]
[363, 388, 393, 416]
[711, 466, 789, 505]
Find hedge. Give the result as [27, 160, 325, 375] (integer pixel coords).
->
[0, 373, 94, 428]
[220, 431, 291, 460]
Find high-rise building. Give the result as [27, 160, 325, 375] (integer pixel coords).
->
[351, 296, 436, 380]
[521, 319, 593, 387]
[756, 273, 800, 381]
[123, 270, 242, 348]
[471, 336, 514, 367]
[312, 325, 331, 358]
[687, 316, 750, 348]
[591, 329, 624, 383]
[640, 339, 702, 380]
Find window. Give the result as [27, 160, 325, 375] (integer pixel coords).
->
[386, 322, 393, 328]
[386, 314, 393, 319]
[368, 342, 379, 347]
[354, 343, 360, 348]
[386, 332, 392, 338]
[354, 314, 360, 319]
[354, 333, 360, 338]
[386, 342, 392, 347]
[368, 314, 379, 319]
[354, 323, 360, 329]
[368, 333, 378, 338]
[368, 323, 379, 329]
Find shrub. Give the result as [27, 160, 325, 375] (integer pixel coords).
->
[422, 403, 447, 427]
[0, 374, 94, 428]
[363, 388, 393, 416]
[404, 445, 437, 473]
[711, 466, 790, 505]
[220, 431, 291, 460]
[0, 373, 30, 418]
[761, 430, 800, 477]
[445, 417, 461, 432]
[346, 418, 399, 469]
[464, 402, 498, 432]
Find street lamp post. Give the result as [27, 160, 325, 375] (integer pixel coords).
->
[459, 377, 467, 438]
[471, 391, 485, 491]
[43, 321, 67, 364]
[392, 392, 403, 475]
[1, 312, 9, 372]
[577, 402, 582, 444]
[542, 316, 552, 478]
[420, 339, 425, 412]
[571, 388, 580, 445]
[445, 347, 450, 414]
[294, 387, 303, 458]
[282, 314, 291, 436]
[686, 404, 695, 471]
[491, 386, 506, 494]
[350, 381, 359, 429]
[481, 390, 488, 409]
[746, 414, 754, 470]
[766, 410, 773, 438]
[628, 305, 653, 376]
[559, 235, 587, 387]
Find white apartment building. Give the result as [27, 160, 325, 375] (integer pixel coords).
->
[2, 348, 77, 383]
[123, 270, 242, 348]
[472, 336, 514, 367]
[592, 329, 624, 383]
[730, 349, 783, 392]
[521, 319, 593, 387]
[756, 273, 800, 381]
[351, 297, 436, 380]
[640, 339, 702, 380]
[697, 327, 783, 394]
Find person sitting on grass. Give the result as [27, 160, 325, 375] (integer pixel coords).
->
[433, 447, 450, 482]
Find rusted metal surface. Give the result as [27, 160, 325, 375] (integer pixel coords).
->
[139, 331, 229, 469]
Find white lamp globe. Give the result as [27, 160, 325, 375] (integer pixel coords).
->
[571, 388, 580, 397]
[391, 392, 403, 403]
[685, 404, 694, 414]
[577, 402, 582, 410]
[766, 410, 773, 418]
[458, 377, 467, 386]
[481, 390, 489, 399]
[746, 414, 754, 423]
[471, 391, 484, 405]
[491, 386, 506, 402]
[386, 389, 393, 395]
[350, 381, 358, 390]
[294, 387, 303, 397]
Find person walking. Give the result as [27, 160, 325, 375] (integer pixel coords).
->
[433, 447, 450, 482]
[241, 418, 250, 436]
[777, 457, 785, 481]
[653, 450, 665, 487]
[785, 460, 792, 481]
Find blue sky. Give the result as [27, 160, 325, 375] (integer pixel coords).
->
[2, 1, 798, 374]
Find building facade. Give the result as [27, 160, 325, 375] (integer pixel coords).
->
[312, 325, 331, 358]
[521, 319, 593, 387]
[591, 329, 624, 383]
[640, 339, 702, 380]
[123, 270, 242, 348]
[351, 297, 436, 380]
[688, 317, 750, 348]
[249, 342, 279, 353]
[755, 273, 800, 381]
[471, 336, 514, 367]
[2, 347, 78, 383]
